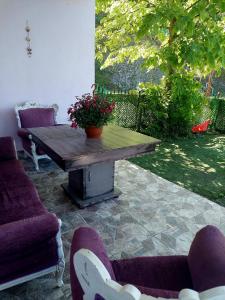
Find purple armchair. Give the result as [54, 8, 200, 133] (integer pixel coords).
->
[15, 101, 58, 171]
[70, 226, 225, 300]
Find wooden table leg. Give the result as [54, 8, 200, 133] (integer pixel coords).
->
[62, 161, 121, 208]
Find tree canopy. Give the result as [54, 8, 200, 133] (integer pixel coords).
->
[96, 0, 225, 137]
[96, 0, 225, 78]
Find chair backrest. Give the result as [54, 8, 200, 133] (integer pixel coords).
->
[188, 225, 225, 292]
[15, 101, 58, 128]
[74, 248, 225, 300]
[70, 227, 116, 300]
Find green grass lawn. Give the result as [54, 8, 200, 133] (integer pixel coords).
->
[129, 133, 225, 206]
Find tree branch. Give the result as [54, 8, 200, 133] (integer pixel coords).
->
[186, 0, 203, 11]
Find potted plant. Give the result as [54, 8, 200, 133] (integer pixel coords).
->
[68, 92, 115, 138]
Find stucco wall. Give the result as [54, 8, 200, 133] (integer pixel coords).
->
[0, 0, 95, 149]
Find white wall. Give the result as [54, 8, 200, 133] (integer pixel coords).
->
[0, 0, 95, 149]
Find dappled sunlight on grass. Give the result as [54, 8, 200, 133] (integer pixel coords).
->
[129, 133, 225, 206]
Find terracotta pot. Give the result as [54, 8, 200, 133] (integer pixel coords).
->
[85, 126, 103, 138]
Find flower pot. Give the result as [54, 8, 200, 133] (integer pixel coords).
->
[85, 126, 103, 138]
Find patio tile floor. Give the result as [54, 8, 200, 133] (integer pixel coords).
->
[2, 157, 225, 299]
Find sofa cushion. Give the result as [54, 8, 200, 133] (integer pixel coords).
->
[19, 108, 55, 128]
[136, 285, 178, 298]
[188, 225, 225, 291]
[94, 284, 179, 300]
[0, 213, 58, 258]
[0, 137, 17, 161]
[0, 171, 46, 224]
[0, 237, 58, 284]
[0, 159, 25, 177]
[121, 282, 179, 299]
[112, 255, 193, 292]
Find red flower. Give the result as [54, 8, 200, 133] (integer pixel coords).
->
[71, 121, 78, 128]
[67, 88, 115, 128]
[67, 107, 73, 114]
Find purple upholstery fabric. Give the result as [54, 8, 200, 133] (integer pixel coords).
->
[0, 136, 60, 286]
[19, 108, 55, 128]
[94, 285, 179, 299]
[70, 226, 116, 300]
[121, 282, 179, 298]
[70, 228, 191, 300]
[112, 256, 193, 292]
[17, 128, 30, 139]
[94, 287, 178, 300]
[0, 237, 58, 284]
[0, 137, 17, 161]
[0, 213, 58, 257]
[188, 225, 225, 292]
[17, 109, 55, 155]
[21, 137, 45, 155]
[0, 167, 46, 224]
[0, 159, 25, 177]
[94, 285, 179, 300]
[71, 226, 225, 300]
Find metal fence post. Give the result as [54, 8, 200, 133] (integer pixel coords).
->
[136, 90, 143, 132]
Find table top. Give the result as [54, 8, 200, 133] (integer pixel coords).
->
[29, 125, 160, 171]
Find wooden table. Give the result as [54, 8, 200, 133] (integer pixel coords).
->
[29, 125, 160, 208]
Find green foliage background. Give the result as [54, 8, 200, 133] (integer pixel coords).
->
[96, 0, 225, 137]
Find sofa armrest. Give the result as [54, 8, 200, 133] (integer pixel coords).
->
[0, 137, 17, 161]
[112, 255, 193, 292]
[17, 128, 31, 139]
[0, 213, 59, 257]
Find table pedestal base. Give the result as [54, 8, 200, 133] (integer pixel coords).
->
[62, 161, 121, 208]
[62, 184, 121, 208]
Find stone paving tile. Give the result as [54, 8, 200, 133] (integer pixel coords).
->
[220, 221, 225, 232]
[154, 223, 204, 255]
[2, 157, 225, 299]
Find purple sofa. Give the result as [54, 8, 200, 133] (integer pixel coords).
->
[70, 226, 225, 299]
[0, 137, 64, 290]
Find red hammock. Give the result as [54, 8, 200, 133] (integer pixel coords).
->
[192, 119, 211, 133]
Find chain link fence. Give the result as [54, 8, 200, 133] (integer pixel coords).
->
[96, 85, 225, 134]
[96, 85, 141, 130]
[210, 97, 225, 132]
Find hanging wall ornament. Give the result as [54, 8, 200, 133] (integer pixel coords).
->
[25, 21, 32, 57]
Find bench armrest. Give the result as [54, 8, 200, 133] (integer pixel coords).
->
[0, 213, 59, 257]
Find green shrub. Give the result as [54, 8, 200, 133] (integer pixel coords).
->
[138, 83, 169, 137]
[167, 74, 207, 136]
[96, 74, 208, 138]
[139, 74, 207, 137]
[210, 97, 225, 132]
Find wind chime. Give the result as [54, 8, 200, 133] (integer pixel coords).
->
[25, 21, 32, 57]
